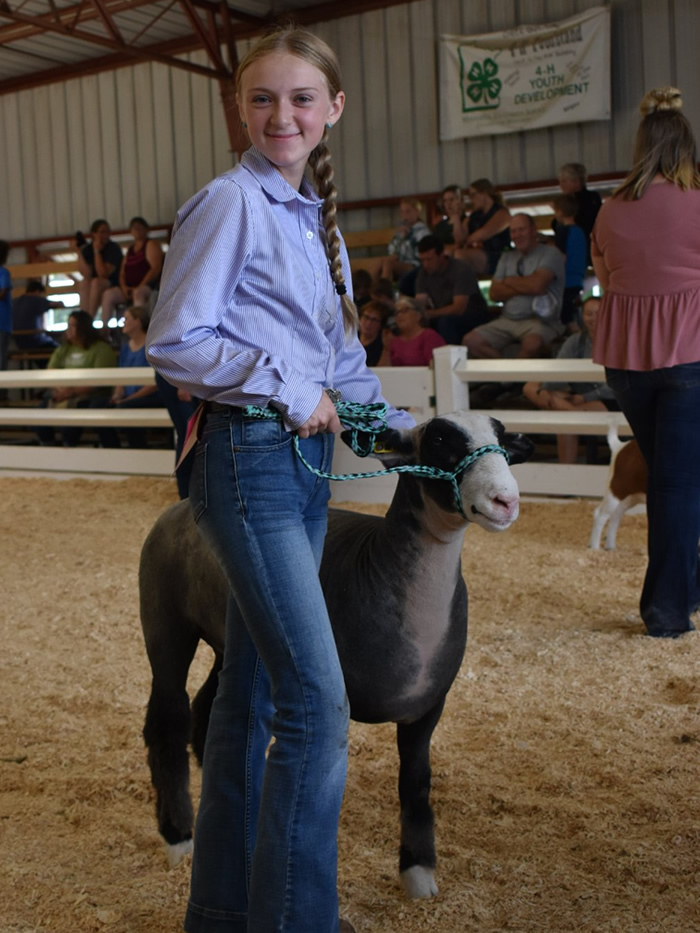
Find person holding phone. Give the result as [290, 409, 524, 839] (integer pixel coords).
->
[76, 219, 123, 320]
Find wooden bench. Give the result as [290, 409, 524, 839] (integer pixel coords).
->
[8, 350, 54, 366]
[343, 228, 396, 251]
[8, 259, 82, 300]
[342, 210, 555, 276]
[9, 209, 556, 291]
[9, 260, 81, 279]
[342, 227, 396, 273]
[9, 225, 170, 282]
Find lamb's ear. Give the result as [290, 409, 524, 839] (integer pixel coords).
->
[489, 417, 536, 466]
[502, 432, 535, 465]
[340, 426, 417, 468]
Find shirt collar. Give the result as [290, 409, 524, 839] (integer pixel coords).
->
[241, 147, 322, 208]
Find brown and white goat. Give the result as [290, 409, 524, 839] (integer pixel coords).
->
[589, 427, 647, 550]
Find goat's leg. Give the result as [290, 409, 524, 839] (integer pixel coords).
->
[604, 500, 628, 550]
[589, 492, 618, 549]
[605, 493, 646, 550]
[396, 698, 445, 898]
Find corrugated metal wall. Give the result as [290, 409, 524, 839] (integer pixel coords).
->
[1, 0, 699, 242]
[0, 49, 234, 244]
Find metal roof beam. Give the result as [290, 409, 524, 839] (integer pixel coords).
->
[218, 0, 237, 73]
[178, 0, 226, 72]
[0, 29, 222, 93]
[0, 0, 423, 96]
[88, 0, 125, 44]
[0, 0, 156, 44]
[0, 7, 228, 78]
[278, 0, 421, 26]
[188, 0, 264, 28]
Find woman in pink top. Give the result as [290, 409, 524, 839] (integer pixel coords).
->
[388, 297, 446, 366]
[591, 86, 700, 638]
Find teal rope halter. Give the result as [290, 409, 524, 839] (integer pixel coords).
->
[242, 401, 510, 520]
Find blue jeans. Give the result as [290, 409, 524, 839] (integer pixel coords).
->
[606, 363, 700, 636]
[185, 406, 349, 933]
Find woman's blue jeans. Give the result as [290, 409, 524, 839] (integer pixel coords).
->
[184, 406, 349, 933]
[606, 363, 700, 636]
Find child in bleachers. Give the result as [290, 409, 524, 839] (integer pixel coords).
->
[552, 194, 587, 329]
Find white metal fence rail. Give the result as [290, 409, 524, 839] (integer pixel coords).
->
[0, 350, 629, 498]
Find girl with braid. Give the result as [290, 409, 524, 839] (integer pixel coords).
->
[147, 25, 413, 933]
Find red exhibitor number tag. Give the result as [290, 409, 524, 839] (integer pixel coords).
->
[176, 402, 206, 470]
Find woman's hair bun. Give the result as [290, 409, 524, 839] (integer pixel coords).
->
[640, 86, 683, 116]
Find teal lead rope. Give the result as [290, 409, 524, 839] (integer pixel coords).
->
[241, 402, 509, 520]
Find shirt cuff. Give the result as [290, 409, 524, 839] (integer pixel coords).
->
[275, 373, 323, 431]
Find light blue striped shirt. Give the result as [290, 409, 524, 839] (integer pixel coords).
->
[147, 148, 414, 432]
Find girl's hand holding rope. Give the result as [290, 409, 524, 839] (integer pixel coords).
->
[296, 391, 343, 438]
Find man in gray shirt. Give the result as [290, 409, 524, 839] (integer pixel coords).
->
[463, 213, 565, 358]
[415, 235, 490, 344]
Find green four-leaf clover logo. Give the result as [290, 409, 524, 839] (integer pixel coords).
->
[459, 53, 501, 112]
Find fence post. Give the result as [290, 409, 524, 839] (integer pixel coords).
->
[433, 345, 470, 414]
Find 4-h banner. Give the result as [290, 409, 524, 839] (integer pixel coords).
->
[439, 6, 610, 141]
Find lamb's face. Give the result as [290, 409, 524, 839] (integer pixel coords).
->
[417, 413, 531, 532]
[364, 411, 534, 535]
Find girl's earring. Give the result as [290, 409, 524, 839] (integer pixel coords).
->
[242, 121, 248, 128]
[327, 122, 333, 129]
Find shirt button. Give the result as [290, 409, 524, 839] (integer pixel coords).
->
[306, 231, 314, 239]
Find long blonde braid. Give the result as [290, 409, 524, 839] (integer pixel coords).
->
[308, 135, 358, 337]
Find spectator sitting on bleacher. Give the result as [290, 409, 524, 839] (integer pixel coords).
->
[76, 219, 123, 321]
[12, 280, 60, 355]
[415, 235, 490, 345]
[357, 300, 391, 367]
[463, 213, 565, 360]
[98, 305, 165, 449]
[380, 199, 431, 291]
[386, 296, 446, 366]
[109, 307, 160, 408]
[555, 162, 602, 262]
[0, 240, 11, 371]
[432, 185, 467, 253]
[458, 178, 511, 276]
[36, 309, 117, 447]
[522, 293, 619, 463]
[551, 194, 587, 329]
[101, 217, 164, 326]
